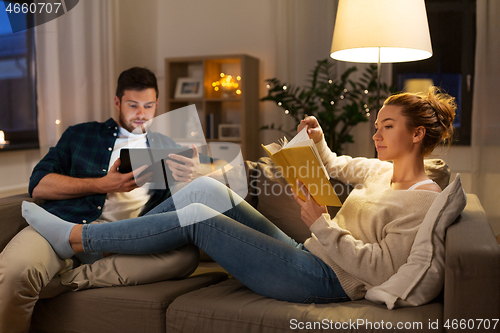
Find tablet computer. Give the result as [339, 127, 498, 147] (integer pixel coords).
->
[119, 148, 194, 189]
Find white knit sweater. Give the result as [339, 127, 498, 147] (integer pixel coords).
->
[303, 138, 439, 300]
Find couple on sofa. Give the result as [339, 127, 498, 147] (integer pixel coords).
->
[0, 66, 457, 332]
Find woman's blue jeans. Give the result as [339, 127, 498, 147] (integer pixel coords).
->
[82, 177, 348, 304]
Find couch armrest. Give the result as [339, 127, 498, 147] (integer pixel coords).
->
[444, 194, 500, 331]
[0, 193, 33, 252]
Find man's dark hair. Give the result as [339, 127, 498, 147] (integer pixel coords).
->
[115, 67, 159, 100]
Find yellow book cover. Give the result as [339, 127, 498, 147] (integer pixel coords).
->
[262, 128, 342, 207]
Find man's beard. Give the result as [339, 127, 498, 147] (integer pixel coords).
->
[119, 108, 151, 134]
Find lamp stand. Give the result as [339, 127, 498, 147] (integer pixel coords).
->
[376, 47, 381, 116]
[375, 47, 381, 157]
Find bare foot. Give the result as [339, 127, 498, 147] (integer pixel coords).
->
[69, 224, 84, 254]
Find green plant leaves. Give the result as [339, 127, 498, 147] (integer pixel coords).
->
[261, 59, 394, 154]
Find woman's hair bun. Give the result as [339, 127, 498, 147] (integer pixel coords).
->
[424, 86, 456, 142]
[383, 86, 457, 156]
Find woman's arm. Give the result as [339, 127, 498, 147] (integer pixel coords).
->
[292, 180, 411, 287]
[308, 215, 417, 287]
[298, 116, 390, 185]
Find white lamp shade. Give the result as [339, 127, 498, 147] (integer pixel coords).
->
[331, 0, 432, 63]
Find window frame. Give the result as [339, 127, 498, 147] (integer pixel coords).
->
[391, 0, 476, 146]
[0, 5, 38, 152]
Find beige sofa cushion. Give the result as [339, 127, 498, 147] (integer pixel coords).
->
[166, 278, 444, 333]
[0, 193, 32, 251]
[31, 272, 227, 333]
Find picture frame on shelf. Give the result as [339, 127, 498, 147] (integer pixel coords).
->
[174, 77, 203, 99]
[218, 124, 241, 140]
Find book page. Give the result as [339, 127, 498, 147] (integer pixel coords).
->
[284, 127, 310, 148]
[262, 142, 282, 155]
[310, 144, 329, 180]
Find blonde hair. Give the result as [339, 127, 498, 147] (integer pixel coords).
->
[383, 86, 456, 156]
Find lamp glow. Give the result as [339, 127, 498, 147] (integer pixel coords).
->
[330, 0, 432, 118]
[330, 0, 432, 63]
[0, 130, 5, 144]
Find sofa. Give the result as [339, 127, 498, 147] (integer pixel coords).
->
[0, 158, 499, 333]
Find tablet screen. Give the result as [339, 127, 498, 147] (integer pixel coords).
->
[119, 148, 194, 189]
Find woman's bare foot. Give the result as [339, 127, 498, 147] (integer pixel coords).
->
[69, 224, 84, 254]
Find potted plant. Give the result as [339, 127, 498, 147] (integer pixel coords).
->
[261, 59, 393, 154]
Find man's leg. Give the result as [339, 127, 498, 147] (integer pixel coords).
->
[59, 245, 199, 290]
[0, 227, 69, 333]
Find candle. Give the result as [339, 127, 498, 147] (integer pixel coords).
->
[55, 119, 61, 139]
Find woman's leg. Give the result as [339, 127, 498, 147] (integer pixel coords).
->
[22, 177, 298, 258]
[22, 177, 348, 303]
[80, 203, 347, 303]
[144, 176, 240, 215]
[145, 177, 299, 246]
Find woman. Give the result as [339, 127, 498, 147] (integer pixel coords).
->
[23, 86, 456, 304]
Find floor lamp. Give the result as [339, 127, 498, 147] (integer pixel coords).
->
[330, 0, 433, 116]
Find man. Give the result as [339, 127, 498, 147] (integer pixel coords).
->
[0, 67, 221, 333]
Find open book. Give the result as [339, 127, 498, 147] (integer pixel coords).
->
[261, 127, 342, 207]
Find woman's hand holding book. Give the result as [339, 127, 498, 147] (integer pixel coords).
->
[297, 116, 323, 144]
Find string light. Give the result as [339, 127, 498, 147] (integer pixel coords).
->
[364, 90, 369, 94]
[212, 73, 241, 95]
[330, 101, 335, 105]
[278, 102, 282, 106]
[283, 85, 287, 91]
[285, 110, 289, 114]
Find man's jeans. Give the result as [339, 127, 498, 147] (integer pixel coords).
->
[82, 177, 348, 304]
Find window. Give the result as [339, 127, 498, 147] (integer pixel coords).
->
[392, 0, 476, 145]
[0, 1, 38, 150]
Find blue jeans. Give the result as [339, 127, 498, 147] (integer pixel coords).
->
[82, 177, 348, 304]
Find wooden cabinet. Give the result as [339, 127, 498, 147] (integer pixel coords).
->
[165, 54, 260, 161]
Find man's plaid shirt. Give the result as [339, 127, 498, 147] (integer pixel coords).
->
[28, 118, 208, 224]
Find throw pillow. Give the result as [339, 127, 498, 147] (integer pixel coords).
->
[424, 158, 450, 190]
[365, 174, 467, 309]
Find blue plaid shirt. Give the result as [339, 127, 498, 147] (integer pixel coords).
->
[29, 118, 210, 224]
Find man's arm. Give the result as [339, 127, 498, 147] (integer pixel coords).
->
[32, 159, 150, 200]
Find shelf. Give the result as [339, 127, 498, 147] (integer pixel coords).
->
[0, 142, 39, 152]
[207, 138, 241, 143]
[168, 97, 242, 103]
[169, 98, 203, 103]
[205, 97, 241, 102]
[165, 54, 260, 161]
